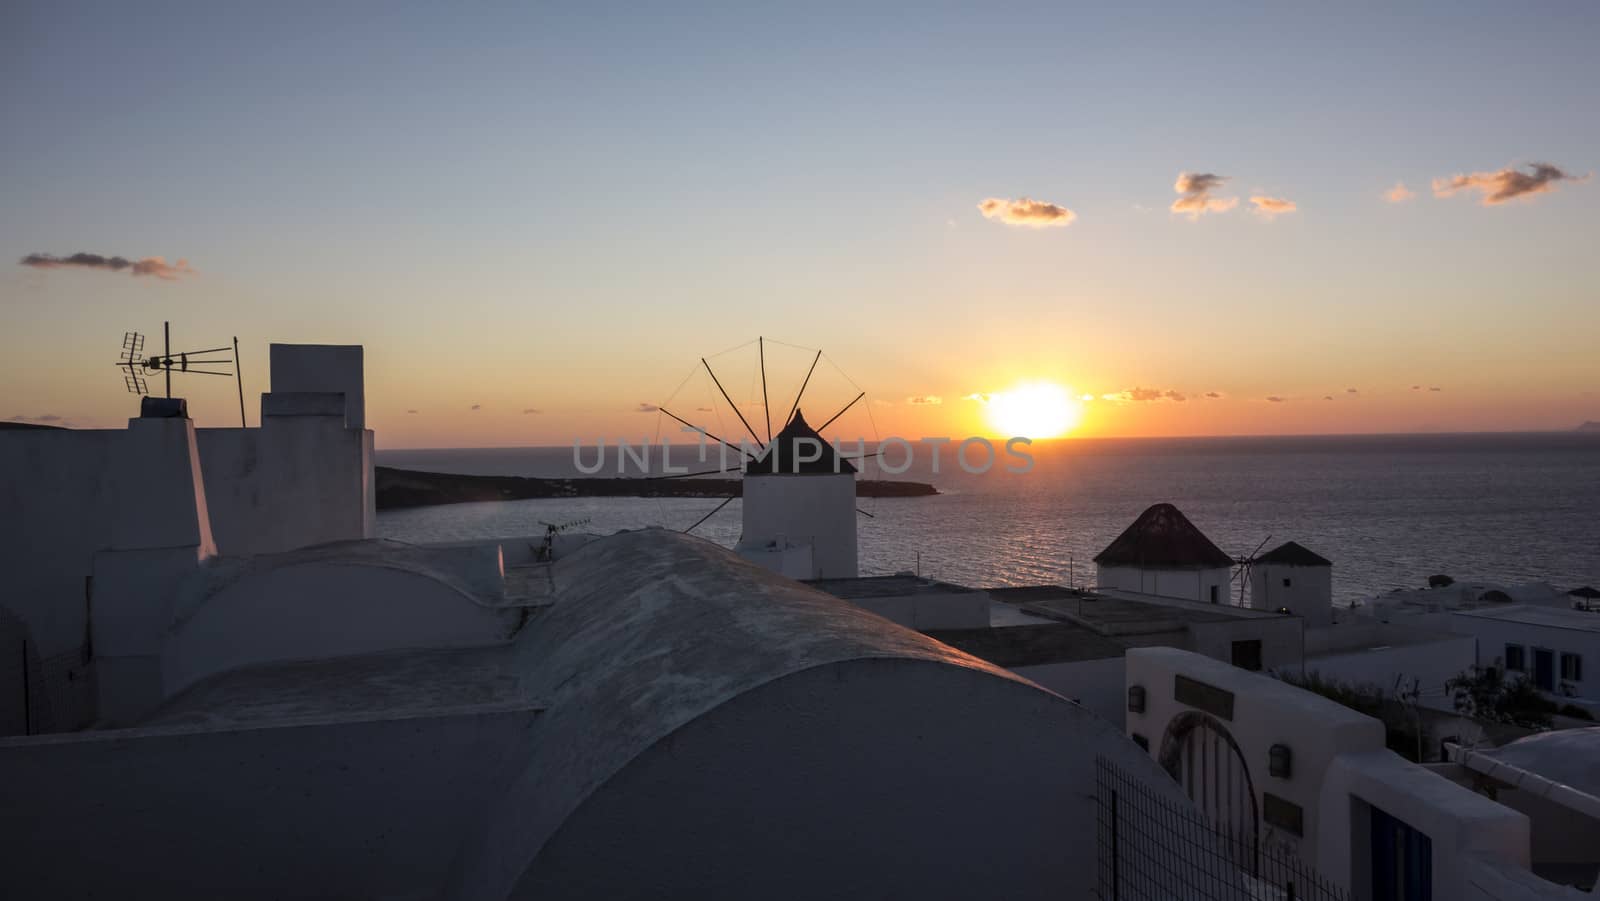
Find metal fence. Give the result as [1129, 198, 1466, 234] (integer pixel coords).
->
[1096, 755, 1348, 901]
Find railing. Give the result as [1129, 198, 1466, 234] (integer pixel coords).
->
[1096, 755, 1348, 901]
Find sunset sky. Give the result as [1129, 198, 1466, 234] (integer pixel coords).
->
[3, 2, 1597, 447]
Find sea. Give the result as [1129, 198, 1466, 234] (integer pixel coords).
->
[376, 433, 1600, 606]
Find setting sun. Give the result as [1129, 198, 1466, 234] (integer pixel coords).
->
[984, 381, 1083, 438]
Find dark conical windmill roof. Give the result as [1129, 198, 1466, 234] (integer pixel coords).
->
[1093, 503, 1234, 569]
[1256, 541, 1332, 567]
[1569, 586, 1600, 600]
[744, 409, 857, 475]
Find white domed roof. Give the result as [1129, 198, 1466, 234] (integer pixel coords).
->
[1484, 727, 1600, 796]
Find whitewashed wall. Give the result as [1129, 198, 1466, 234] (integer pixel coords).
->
[740, 472, 857, 578]
[162, 560, 518, 696]
[1012, 656, 1127, 724]
[1251, 561, 1333, 626]
[1450, 609, 1600, 702]
[1097, 564, 1234, 604]
[197, 417, 373, 557]
[1127, 647, 1540, 899]
[1305, 626, 1478, 712]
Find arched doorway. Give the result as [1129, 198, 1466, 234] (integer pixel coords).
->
[1158, 711, 1259, 876]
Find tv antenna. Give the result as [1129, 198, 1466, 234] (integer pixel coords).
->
[116, 321, 248, 426]
[646, 336, 880, 535]
[536, 518, 592, 562]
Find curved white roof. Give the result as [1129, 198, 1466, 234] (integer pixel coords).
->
[1484, 727, 1600, 797]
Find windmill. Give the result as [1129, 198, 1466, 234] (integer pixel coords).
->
[1231, 534, 1272, 605]
[115, 321, 248, 426]
[645, 338, 878, 551]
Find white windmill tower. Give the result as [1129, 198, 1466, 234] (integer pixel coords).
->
[739, 408, 859, 579]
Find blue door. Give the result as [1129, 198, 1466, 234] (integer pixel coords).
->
[1372, 805, 1431, 901]
[1534, 649, 1555, 691]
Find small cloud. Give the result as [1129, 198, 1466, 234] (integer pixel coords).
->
[1204, 391, 1223, 399]
[1429, 386, 1442, 392]
[1384, 182, 1416, 203]
[963, 392, 992, 404]
[1171, 172, 1238, 219]
[1324, 395, 1334, 401]
[635, 403, 660, 413]
[871, 399, 894, 407]
[1346, 388, 1358, 394]
[1112, 386, 1189, 403]
[1249, 195, 1297, 219]
[1412, 385, 1422, 391]
[470, 404, 481, 411]
[1432, 162, 1587, 205]
[20, 252, 194, 280]
[695, 406, 714, 412]
[407, 409, 418, 414]
[1080, 393, 1095, 402]
[977, 197, 1076, 228]
[522, 407, 542, 414]
[906, 395, 943, 405]
[1266, 396, 1286, 403]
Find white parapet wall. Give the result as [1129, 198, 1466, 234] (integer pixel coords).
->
[1303, 621, 1478, 711]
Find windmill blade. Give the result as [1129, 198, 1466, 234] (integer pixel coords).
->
[658, 407, 752, 461]
[702, 358, 764, 448]
[784, 349, 822, 431]
[759, 336, 772, 444]
[814, 391, 865, 434]
[856, 507, 876, 519]
[1244, 534, 1273, 562]
[684, 496, 736, 534]
[644, 464, 744, 481]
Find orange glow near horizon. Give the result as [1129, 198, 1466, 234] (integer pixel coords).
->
[983, 381, 1083, 439]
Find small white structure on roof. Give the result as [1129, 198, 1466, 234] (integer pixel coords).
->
[1249, 540, 1334, 626]
[737, 409, 858, 579]
[1093, 503, 1236, 604]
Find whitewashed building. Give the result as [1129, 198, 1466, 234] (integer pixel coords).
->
[1451, 605, 1599, 710]
[1249, 540, 1334, 626]
[1125, 647, 1595, 898]
[1094, 503, 1236, 604]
